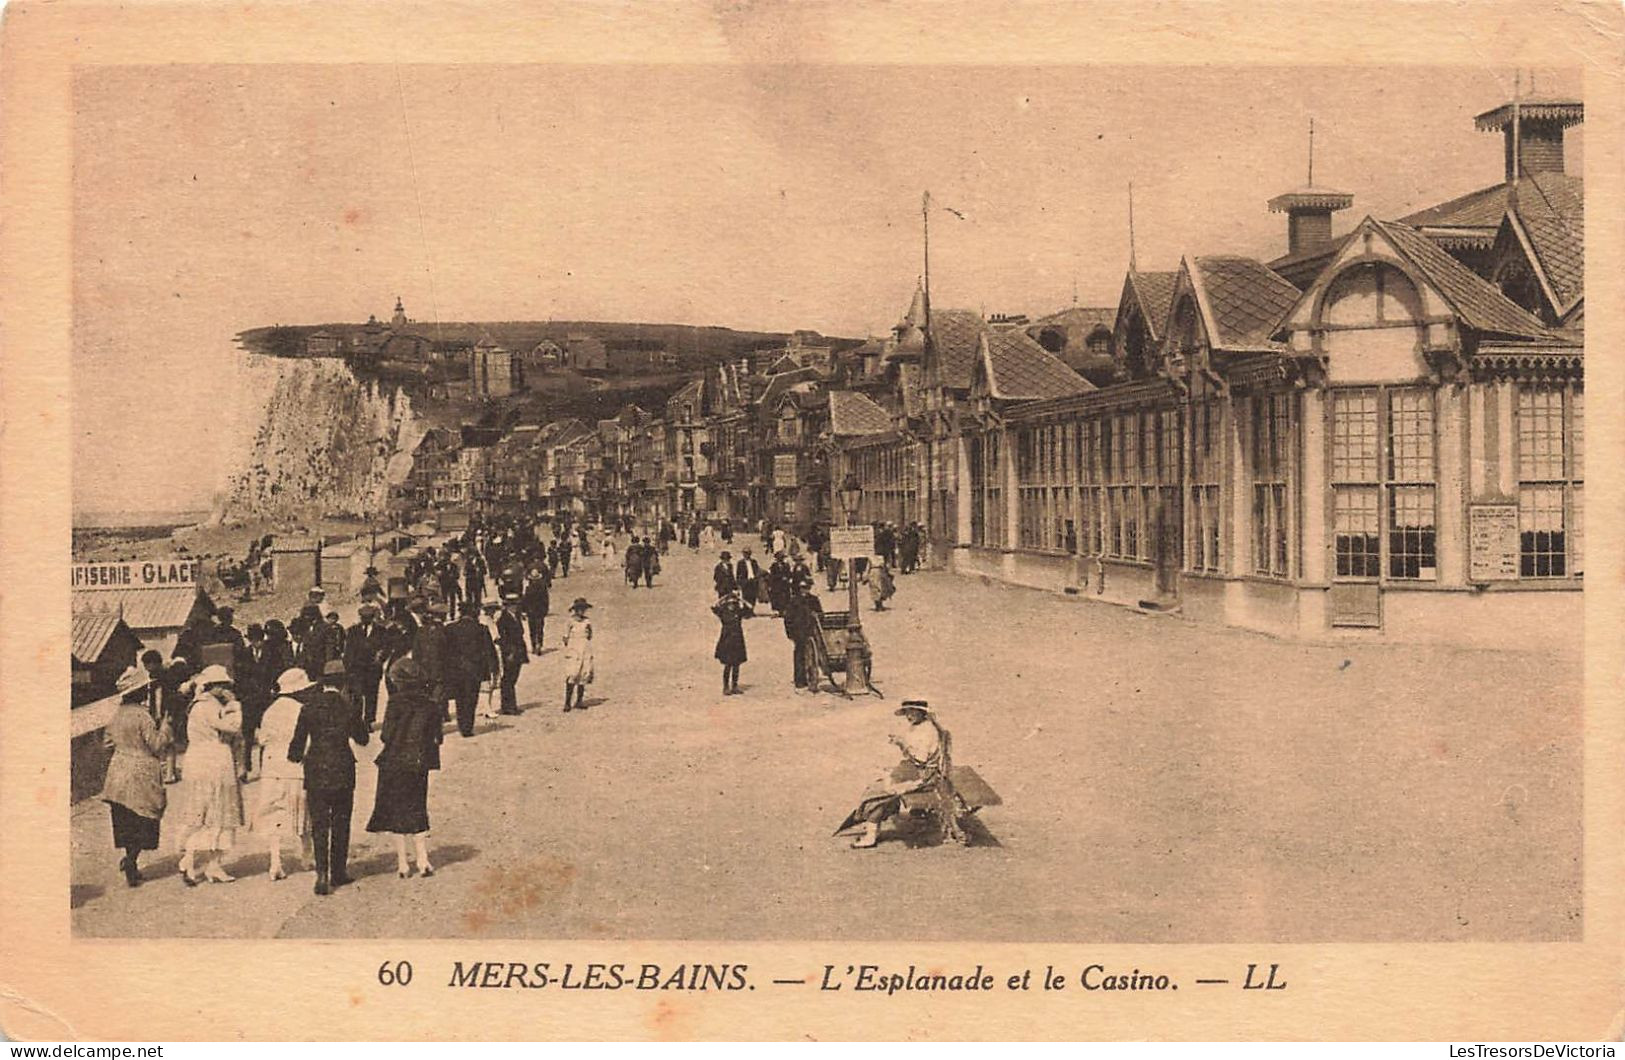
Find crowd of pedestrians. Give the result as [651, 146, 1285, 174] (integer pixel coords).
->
[96, 509, 918, 896]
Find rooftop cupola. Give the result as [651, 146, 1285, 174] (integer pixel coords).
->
[1268, 187, 1354, 258]
[1475, 96, 1582, 182]
[1267, 118, 1353, 257]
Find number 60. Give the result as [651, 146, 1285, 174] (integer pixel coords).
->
[378, 960, 413, 986]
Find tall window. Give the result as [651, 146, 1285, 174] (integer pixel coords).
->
[1330, 388, 1435, 580]
[1106, 413, 1139, 559]
[1331, 390, 1381, 578]
[1251, 393, 1291, 577]
[985, 432, 1003, 547]
[1386, 389, 1436, 579]
[1188, 399, 1221, 573]
[969, 432, 1004, 547]
[1013, 422, 1076, 552]
[1518, 385, 1584, 578]
[1058, 422, 1077, 553]
[1017, 426, 1041, 549]
[1080, 419, 1102, 555]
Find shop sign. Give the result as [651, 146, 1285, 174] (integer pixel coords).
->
[71, 559, 200, 590]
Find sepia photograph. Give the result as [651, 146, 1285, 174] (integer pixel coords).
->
[65, 59, 1586, 943]
[2, 0, 1620, 1043]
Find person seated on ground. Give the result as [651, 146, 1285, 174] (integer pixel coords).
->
[836, 701, 965, 849]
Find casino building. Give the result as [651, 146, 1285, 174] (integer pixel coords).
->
[836, 94, 1584, 651]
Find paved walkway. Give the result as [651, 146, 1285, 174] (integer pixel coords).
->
[72, 540, 1582, 941]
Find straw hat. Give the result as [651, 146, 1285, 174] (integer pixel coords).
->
[276, 668, 314, 695]
[195, 664, 233, 688]
[115, 665, 151, 697]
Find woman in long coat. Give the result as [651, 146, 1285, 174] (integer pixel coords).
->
[173, 664, 245, 885]
[766, 553, 792, 616]
[559, 597, 595, 712]
[623, 538, 644, 588]
[712, 591, 747, 695]
[252, 667, 314, 881]
[100, 667, 174, 886]
[366, 654, 441, 878]
[866, 558, 897, 611]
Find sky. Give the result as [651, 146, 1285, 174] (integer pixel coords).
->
[72, 63, 1582, 515]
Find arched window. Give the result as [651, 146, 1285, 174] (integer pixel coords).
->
[1317, 262, 1429, 384]
[1321, 262, 1424, 327]
[1036, 327, 1066, 354]
[1085, 327, 1112, 359]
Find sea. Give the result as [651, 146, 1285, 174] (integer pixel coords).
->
[73, 509, 212, 531]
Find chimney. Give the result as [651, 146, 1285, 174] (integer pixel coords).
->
[1268, 187, 1354, 257]
[1475, 98, 1582, 183]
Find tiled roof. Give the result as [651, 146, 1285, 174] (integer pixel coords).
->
[72, 586, 206, 633]
[1030, 306, 1116, 339]
[1512, 189, 1584, 307]
[756, 366, 820, 414]
[460, 425, 504, 448]
[1190, 257, 1300, 349]
[791, 389, 825, 412]
[1127, 271, 1178, 340]
[72, 614, 126, 665]
[1374, 220, 1553, 340]
[1267, 232, 1355, 290]
[927, 309, 987, 390]
[1401, 172, 1582, 237]
[828, 390, 894, 436]
[980, 328, 1092, 401]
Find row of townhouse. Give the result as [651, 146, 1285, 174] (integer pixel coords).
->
[826, 94, 1585, 652]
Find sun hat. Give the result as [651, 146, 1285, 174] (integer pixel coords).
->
[276, 668, 315, 695]
[115, 665, 152, 696]
[195, 664, 233, 688]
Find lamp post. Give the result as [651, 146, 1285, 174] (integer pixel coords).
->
[838, 471, 870, 695]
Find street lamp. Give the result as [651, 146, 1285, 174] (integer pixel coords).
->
[839, 472, 862, 528]
[838, 471, 870, 695]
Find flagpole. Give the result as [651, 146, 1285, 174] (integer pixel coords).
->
[922, 190, 932, 328]
[1127, 181, 1137, 273]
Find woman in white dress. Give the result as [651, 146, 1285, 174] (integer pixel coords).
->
[253, 668, 314, 880]
[559, 597, 595, 713]
[173, 665, 244, 885]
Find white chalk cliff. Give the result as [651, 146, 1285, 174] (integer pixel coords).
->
[219, 355, 424, 520]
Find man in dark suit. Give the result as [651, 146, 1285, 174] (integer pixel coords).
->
[344, 603, 389, 729]
[735, 549, 762, 616]
[443, 605, 497, 737]
[522, 564, 551, 652]
[287, 659, 370, 896]
[713, 551, 738, 598]
[496, 594, 530, 715]
[237, 623, 274, 778]
[464, 550, 486, 612]
[640, 536, 658, 588]
[413, 599, 450, 722]
[784, 579, 825, 693]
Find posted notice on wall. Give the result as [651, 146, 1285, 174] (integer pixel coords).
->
[1468, 502, 1520, 582]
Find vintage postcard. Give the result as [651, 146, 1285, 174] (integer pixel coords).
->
[0, 0, 1621, 1042]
